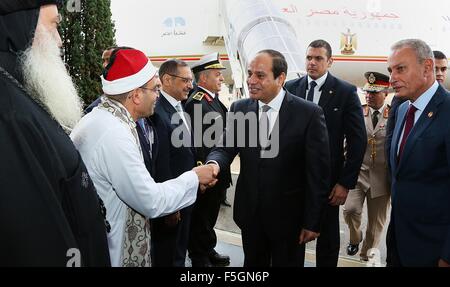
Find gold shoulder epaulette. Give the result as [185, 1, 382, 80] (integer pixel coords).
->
[363, 105, 369, 116]
[192, 92, 205, 101]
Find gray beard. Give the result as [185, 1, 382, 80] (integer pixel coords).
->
[21, 25, 83, 130]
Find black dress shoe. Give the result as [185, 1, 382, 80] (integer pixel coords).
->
[347, 243, 359, 256]
[208, 250, 230, 266]
[221, 200, 231, 207]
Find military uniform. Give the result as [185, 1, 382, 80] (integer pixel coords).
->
[184, 53, 232, 266]
[343, 72, 391, 260]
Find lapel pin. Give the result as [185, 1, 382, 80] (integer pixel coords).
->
[428, 112, 434, 118]
[329, 91, 334, 94]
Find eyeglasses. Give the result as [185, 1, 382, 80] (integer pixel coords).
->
[167, 73, 193, 84]
[140, 86, 160, 93]
[435, 66, 448, 73]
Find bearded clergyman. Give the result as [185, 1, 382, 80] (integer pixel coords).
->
[0, 1, 110, 266]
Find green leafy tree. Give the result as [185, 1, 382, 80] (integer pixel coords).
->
[60, 0, 116, 106]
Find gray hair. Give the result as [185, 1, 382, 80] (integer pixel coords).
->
[391, 39, 434, 64]
[195, 69, 209, 83]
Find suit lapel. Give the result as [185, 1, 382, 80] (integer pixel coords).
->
[159, 93, 194, 153]
[397, 88, 445, 170]
[246, 99, 260, 159]
[275, 91, 291, 138]
[146, 118, 159, 162]
[211, 96, 224, 114]
[259, 91, 291, 159]
[318, 73, 335, 109]
[296, 77, 308, 100]
[159, 93, 177, 115]
[390, 102, 408, 173]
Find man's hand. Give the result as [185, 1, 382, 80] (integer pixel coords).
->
[164, 211, 181, 227]
[193, 164, 218, 187]
[329, 183, 349, 206]
[299, 229, 320, 244]
[208, 163, 220, 177]
[438, 259, 450, 267]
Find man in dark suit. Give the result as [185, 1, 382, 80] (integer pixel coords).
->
[150, 59, 196, 266]
[285, 39, 367, 267]
[185, 53, 232, 267]
[386, 39, 450, 267]
[387, 50, 448, 167]
[207, 50, 331, 266]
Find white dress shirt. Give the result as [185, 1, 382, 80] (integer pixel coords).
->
[397, 81, 439, 155]
[258, 89, 286, 134]
[369, 104, 386, 126]
[160, 90, 190, 132]
[307, 72, 328, 104]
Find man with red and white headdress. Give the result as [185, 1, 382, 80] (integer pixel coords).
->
[71, 48, 218, 267]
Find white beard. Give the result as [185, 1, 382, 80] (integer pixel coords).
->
[21, 24, 83, 130]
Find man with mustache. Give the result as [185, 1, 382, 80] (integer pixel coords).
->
[207, 50, 331, 266]
[343, 72, 391, 262]
[0, 0, 110, 266]
[184, 53, 232, 267]
[150, 59, 196, 267]
[71, 48, 218, 267]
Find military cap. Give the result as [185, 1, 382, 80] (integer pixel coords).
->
[191, 52, 226, 74]
[363, 71, 390, 93]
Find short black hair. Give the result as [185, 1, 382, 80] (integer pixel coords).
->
[159, 59, 189, 84]
[257, 49, 288, 79]
[308, 39, 332, 59]
[433, 50, 447, 60]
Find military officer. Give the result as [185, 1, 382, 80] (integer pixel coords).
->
[343, 72, 391, 261]
[184, 53, 232, 267]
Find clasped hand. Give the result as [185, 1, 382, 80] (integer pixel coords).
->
[192, 163, 220, 192]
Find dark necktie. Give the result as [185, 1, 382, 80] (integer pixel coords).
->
[138, 119, 153, 158]
[259, 104, 271, 148]
[307, 81, 317, 102]
[398, 104, 418, 160]
[372, 110, 380, 129]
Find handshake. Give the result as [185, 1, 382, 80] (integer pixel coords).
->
[192, 163, 220, 192]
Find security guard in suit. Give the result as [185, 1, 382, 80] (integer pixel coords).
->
[343, 72, 391, 261]
[184, 53, 232, 267]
